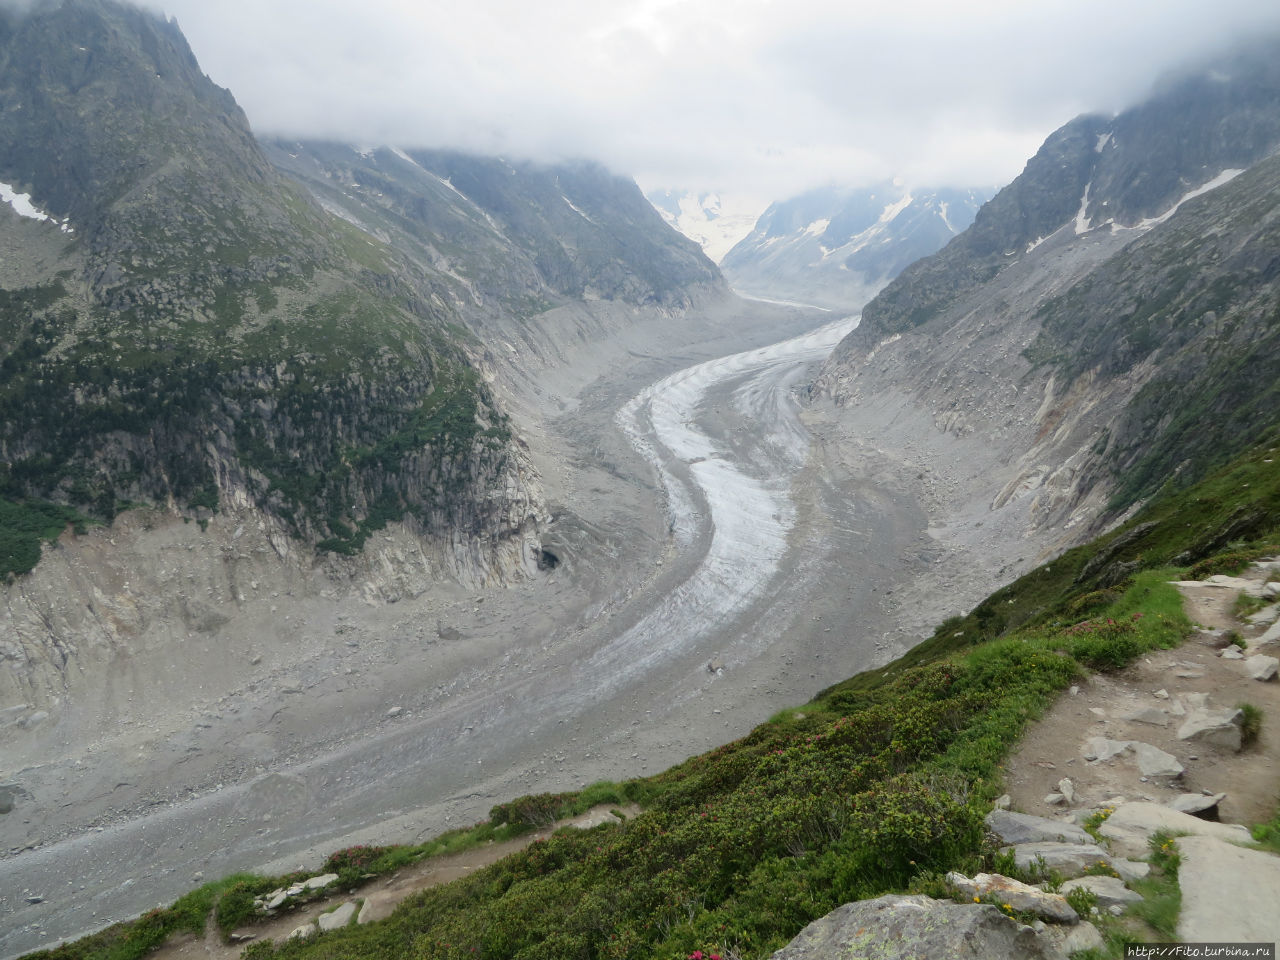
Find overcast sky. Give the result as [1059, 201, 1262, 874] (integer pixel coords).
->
[146, 0, 1280, 206]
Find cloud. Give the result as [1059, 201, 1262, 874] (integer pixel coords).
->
[148, 0, 1280, 203]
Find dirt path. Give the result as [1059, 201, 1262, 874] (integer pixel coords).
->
[149, 805, 637, 960]
[1002, 564, 1280, 829]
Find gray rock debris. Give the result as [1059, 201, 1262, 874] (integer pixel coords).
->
[766, 895, 1093, 960]
[946, 872, 1078, 923]
[985, 810, 1090, 845]
[1221, 647, 1244, 660]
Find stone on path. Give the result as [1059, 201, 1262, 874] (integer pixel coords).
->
[1044, 793, 1065, 805]
[1221, 647, 1244, 660]
[1177, 837, 1280, 943]
[1130, 742, 1183, 777]
[1082, 738, 1183, 776]
[1057, 778, 1075, 804]
[946, 872, 1078, 924]
[1177, 708, 1244, 751]
[984, 810, 1090, 846]
[358, 899, 377, 925]
[289, 923, 317, 940]
[994, 794, 1012, 810]
[1245, 654, 1278, 681]
[1168, 792, 1226, 818]
[1061, 875, 1143, 909]
[303, 872, 340, 891]
[766, 895, 1090, 960]
[1122, 705, 1168, 725]
[1002, 841, 1115, 879]
[1097, 802, 1253, 859]
[318, 902, 358, 931]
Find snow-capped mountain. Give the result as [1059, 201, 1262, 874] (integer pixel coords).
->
[720, 183, 989, 309]
[647, 189, 762, 264]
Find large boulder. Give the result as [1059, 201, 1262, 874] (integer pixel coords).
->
[1098, 802, 1253, 859]
[946, 872, 1078, 923]
[1178, 837, 1280, 943]
[1177, 708, 1244, 750]
[985, 810, 1090, 845]
[1001, 842, 1115, 879]
[767, 895, 1090, 960]
[318, 902, 357, 931]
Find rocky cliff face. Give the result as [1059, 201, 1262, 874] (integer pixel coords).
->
[721, 183, 988, 309]
[814, 36, 1280, 542]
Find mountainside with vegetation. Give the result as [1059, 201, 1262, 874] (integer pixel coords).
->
[0, 0, 726, 581]
[0, 0, 541, 575]
[817, 35, 1280, 534]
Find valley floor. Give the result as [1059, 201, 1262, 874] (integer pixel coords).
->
[1, 298, 1050, 958]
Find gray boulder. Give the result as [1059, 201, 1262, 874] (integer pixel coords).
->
[303, 872, 339, 891]
[768, 895, 1061, 960]
[946, 872, 1078, 923]
[1177, 708, 1244, 751]
[1098, 802, 1252, 859]
[318, 902, 357, 931]
[1168, 792, 1226, 818]
[1245, 654, 1278, 681]
[1002, 842, 1115, 879]
[985, 810, 1090, 846]
[1178, 836, 1280, 943]
[1130, 742, 1184, 778]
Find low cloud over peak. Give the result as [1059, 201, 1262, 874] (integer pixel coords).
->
[149, 0, 1280, 203]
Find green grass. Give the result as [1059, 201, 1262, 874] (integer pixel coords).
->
[1127, 832, 1184, 940]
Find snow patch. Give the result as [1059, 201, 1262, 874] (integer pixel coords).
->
[1073, 181, 1093, 235]
[1136, 168, 1244, 229]
[938, 200, 956, 233]
[801, 218, 830, 238]
[560, 194, 595, 224]
[1095, 133, 1112, 153]
[1025, 235, 1049, 254]
[0, 181, 74, 234]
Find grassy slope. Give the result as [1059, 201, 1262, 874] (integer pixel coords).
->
[22, 435, 1280, 960]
